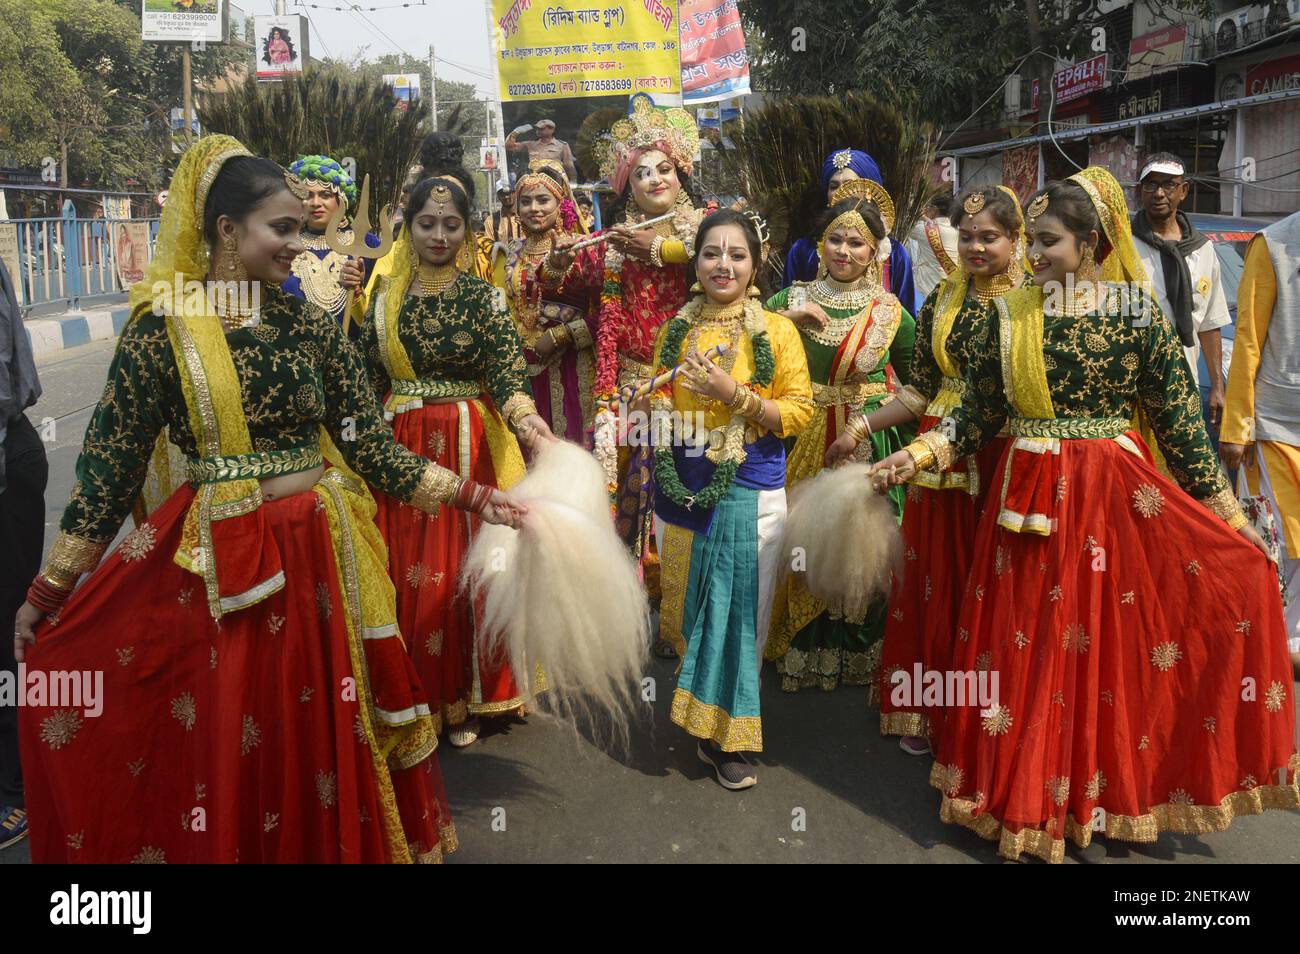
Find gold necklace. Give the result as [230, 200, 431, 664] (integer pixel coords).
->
[971, 269, 1021, 304]
[685, 309, 743, 383]
[522, 231, 553, 259]
[811, 275, 876, 311]
[417, 264, 459, 296]
[301, 228, 349, 252]
[697, 300, 747, 324]
[214, 298, 260, 332]
[1046, 283, 1098, 317]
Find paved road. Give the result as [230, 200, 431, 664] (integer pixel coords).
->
[3, 337, 1298, 864]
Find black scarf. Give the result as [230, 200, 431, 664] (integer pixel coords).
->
[1131, 209, 1207, 347]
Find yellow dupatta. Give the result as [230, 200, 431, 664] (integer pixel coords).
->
[370, 227, 525, 490]
[120, 137, 284, 617]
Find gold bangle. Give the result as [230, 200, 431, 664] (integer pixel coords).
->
[843, 414, 869, 444]
[42, 531, 108, 588]
[410, 463, 462, 513]
[1202, 485, 1248, 530]
[649, 235, 666, 269]
[903, 438, 936, 472]
[916, 428, 956, 470]
[737, 388, 765, 423]
[501, 393, 538, 431]
[549, 323, 572, 348]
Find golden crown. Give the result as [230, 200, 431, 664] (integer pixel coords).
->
[598, 96, 699, 183]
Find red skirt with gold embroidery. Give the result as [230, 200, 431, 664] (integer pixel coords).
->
[879, 433, 1006, 751]
[20, 483, 455, 863]
[373, 399, 524, 729]
[931, 434, 1299, 862]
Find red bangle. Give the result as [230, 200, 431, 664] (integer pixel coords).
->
[455, 479, 495, 515]
[27, 575, 72, 614]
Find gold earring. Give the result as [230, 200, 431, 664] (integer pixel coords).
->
[689, 280, 703, 294]
[221, 236, 248, 283]
[1077, 244, 1098, 283]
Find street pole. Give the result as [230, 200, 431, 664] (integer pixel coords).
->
[275, 0, 286, 13]
[182, 45, 194, 146]
[482, 0, 506, 189]
[429, 45, 438, 131]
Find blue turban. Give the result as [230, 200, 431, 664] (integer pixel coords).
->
[820, 148, 882, 194]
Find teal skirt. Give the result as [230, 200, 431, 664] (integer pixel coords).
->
[665, 484, 767, 752]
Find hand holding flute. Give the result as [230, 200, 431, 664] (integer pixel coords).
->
[601, 344, 731, 411]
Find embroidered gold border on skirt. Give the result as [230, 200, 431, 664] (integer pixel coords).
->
[670, 688, 763, 752]
[929, 760, 1300, 864]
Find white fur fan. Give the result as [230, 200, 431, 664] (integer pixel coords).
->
[460, 441, 650, 737]
[782, 463, 902, 620]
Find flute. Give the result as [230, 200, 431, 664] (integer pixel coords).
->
[603, 344, 731, 410]
[566, 211, 677, 253]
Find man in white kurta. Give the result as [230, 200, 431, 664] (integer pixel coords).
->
[1131, 154, 1230, 436]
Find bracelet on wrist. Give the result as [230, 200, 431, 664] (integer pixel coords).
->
[27, 574, 72, 615]
[649, 235, 666, 269]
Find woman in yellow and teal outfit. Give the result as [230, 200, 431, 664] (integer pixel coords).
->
[652, 210, 813, 791]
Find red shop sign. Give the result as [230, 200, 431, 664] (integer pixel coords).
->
[1246, 54, 1300, 96]
[1053, 53, 1108, 105]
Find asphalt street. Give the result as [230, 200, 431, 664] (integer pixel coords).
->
[3, 336, 1297, 864]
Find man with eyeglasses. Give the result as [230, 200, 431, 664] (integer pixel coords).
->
[1131, 153, 1230, 443]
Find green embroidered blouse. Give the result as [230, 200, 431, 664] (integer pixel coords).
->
[61, 285, 434, 543]
[358, 274, 532, 411]
[906, 286, 996, 405]
[942, 283, 1229, 500]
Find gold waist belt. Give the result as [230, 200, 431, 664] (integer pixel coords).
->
[1008, 417, 1131, 439]
[390, 378, 483, 400]
[812, 381, 888, 407]
[187, 443, 323, 484]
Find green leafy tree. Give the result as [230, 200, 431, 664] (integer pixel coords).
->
[0, 0, 246, 191]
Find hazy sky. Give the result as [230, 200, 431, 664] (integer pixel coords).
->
[250, 0, 498, 98]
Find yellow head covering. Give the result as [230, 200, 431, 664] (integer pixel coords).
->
[928, 185, 1029, 377]
[127, 135, 253, 321]
[1066, 166, 1148, 285]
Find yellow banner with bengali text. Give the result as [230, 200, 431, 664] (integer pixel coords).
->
[492, 0, 681, 102]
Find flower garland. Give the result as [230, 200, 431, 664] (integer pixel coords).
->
[653, 297, 774, 510]
[595, 191, 700, 401]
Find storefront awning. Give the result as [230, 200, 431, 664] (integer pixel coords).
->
[941, 85, 1300, 158]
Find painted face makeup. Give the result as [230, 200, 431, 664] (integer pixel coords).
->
[629, 149, 680, 215]
[696, 222, 753, 305]
[517, 184, 560, 235]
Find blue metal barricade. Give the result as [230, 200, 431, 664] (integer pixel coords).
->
[0, 209, 160, 311]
